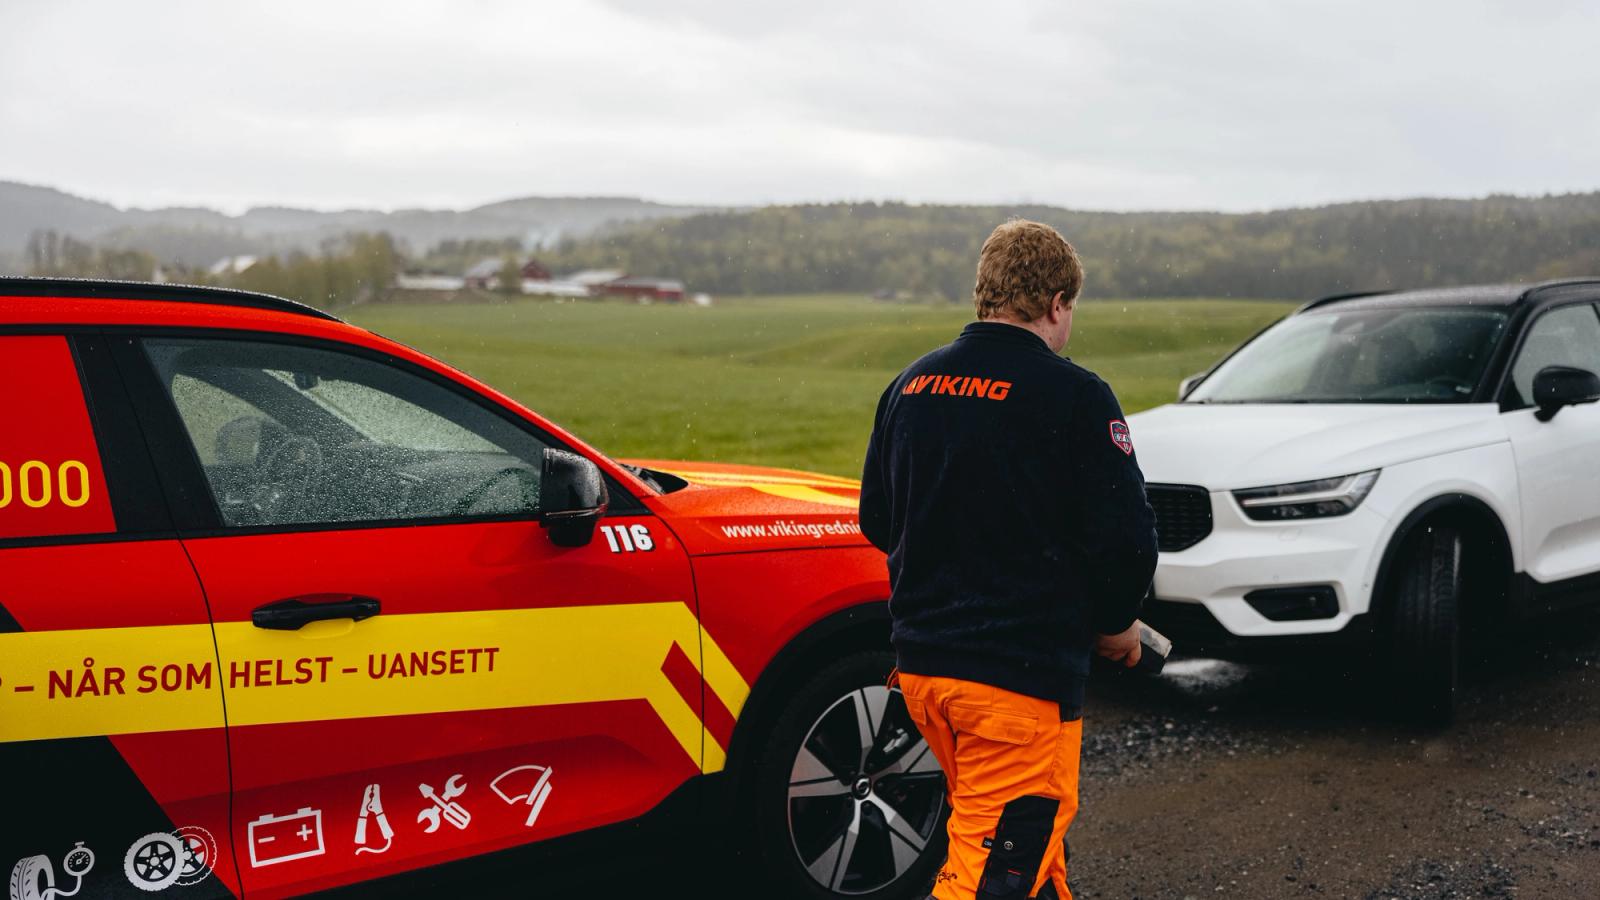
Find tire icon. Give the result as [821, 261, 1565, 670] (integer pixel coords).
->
[9, 854, 52, 900]
[124, 832, 184, 893]
[10, 843, 94, 900]
[173, 825, 217, 887]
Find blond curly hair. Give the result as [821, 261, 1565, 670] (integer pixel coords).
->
[973, 219, 1083, 322]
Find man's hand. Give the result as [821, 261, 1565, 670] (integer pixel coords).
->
[1095, 621, 1143, 668]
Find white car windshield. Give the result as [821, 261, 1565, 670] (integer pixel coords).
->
[1188, 306, 1509, 404]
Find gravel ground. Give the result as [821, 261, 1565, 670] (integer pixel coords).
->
[548, 611, 1600, 899]
[1066, 610, 1600, 899]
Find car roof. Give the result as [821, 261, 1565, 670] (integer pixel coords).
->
[1299, 278, 1600, 314]
[0, 276, 340, 322]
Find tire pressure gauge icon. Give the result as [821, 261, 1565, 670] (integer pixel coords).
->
[59, 847, 93, 882]
[8, 842, 95, 900]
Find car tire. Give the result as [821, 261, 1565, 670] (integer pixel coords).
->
[1386, 523, 1463, 725]
[745, 650, 948, 900]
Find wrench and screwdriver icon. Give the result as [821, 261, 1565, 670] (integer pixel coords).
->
[416, 775, 471, 833]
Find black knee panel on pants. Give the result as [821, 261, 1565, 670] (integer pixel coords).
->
[977, 795, 1059, 898]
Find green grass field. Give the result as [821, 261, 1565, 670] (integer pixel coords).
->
[347, 295, 1294, 477]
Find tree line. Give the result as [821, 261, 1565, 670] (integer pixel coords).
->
[13, 192, 1600, 305]
[536, 194, 1600, 300]
[21, 230, 402, 307]
[24, 230, 160, 281]
[225, 233, 401, 306]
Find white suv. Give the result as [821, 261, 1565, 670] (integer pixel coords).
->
[1129, 280, 1600, 719]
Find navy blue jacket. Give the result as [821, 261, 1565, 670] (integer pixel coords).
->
[860, 321, 1159, 714]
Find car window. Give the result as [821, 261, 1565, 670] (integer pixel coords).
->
[1192, 314, 1335, 401]
[0, 335, 117, 540]
[1507, 304, 1600, 409]
[144, 337, 549, 528]
[1189, 306, 1509, 404]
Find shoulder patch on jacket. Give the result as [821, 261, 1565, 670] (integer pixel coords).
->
[1109, 420, 1133, 455]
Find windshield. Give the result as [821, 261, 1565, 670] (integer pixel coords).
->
[1187, 306, 1509, 404]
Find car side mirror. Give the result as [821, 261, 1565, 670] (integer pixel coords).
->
[1533, 365, 1600, 422]
[539, 448, 609, 547]
[1178, 372, 1207, 401]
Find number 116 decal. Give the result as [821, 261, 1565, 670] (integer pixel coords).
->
[600, 524, 654, 553]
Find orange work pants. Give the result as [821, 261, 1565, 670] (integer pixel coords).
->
[899, 673, 1081, 900]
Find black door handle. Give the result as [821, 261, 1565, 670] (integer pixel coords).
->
[252, 594, 382, 630]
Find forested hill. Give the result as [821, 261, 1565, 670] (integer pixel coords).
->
[538, 194, 1600, 299]
[0, 180, 711, 266]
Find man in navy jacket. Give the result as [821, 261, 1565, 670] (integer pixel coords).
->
[860, 219, 1158, 900]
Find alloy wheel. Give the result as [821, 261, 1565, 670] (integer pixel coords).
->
[786, 686, 945, 895]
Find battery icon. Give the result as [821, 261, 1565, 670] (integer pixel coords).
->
[247, 807, 325, 868]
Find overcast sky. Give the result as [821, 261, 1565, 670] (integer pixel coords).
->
[2, 0, 1596, 214]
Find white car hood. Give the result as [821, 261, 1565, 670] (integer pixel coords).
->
[1125, 403, 1507, 490]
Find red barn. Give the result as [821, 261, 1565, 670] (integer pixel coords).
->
[600, 276, 685, 302]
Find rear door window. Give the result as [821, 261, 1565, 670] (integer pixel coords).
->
[0, 335, 115, 540]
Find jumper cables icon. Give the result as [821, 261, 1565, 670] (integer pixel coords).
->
[354, 784, 394, 855]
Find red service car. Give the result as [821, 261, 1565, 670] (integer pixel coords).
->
[0, 279, 946, 899]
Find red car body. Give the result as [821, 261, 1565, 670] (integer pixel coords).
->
[0, 280, 895, 898]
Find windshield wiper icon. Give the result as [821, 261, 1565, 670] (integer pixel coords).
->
[490, 765, 555, 828]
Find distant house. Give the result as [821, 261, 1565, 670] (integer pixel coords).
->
[521, 279, 590, 298]
[449, 263, 686, 300]
[463, 257, 503, 289]
[567, 269, 626, 291]
[465, 256, 552, 289]
[559, 269, 685, 301]
[207, 255, 258, 276]
[599, 276, 686, 303]
[396, 273, 467, 291]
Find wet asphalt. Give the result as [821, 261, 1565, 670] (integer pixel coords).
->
[1069, 610, 1600, 899]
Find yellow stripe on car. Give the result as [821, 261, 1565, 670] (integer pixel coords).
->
[656, 468, 861, 509]
[0, 623, 223, 740]
[656, 468, 860, 488]
[0, 603, 749, 773]
[733, 483, 859, 509]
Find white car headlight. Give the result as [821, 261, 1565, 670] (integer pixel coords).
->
[1232, 470, 1380, 521]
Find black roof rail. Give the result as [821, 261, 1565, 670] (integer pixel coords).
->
[1519, 277, 1600, 303]
[0, 277, 342, 322]
[1293, 289, 1392, 314]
